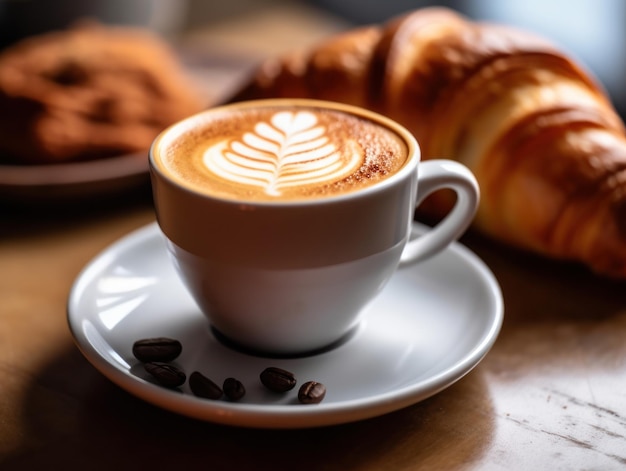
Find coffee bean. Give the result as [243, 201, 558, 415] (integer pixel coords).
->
[223, 377, 246, 400]
[144, 362, 186, 388]
[133, 337, 182, 362]
[298, 381, 326, 404]
[260, 367, 297, 393]
[189, 371, 223, 400]
[134, 337, 326, 405]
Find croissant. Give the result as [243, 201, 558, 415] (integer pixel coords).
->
[229, 7, 626, 279]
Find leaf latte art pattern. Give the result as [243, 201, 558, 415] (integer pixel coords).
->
[203, 111, 362, 195]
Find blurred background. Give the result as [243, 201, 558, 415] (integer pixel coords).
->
[1, 0, 624, 117]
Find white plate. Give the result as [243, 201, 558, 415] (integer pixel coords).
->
[0, 152, 149, 202]
[67, 222, 503, 429]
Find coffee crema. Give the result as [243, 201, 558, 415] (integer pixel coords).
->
[155, 105, 409, 201]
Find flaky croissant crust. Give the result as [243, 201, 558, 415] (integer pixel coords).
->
[231, 7, 626, 279]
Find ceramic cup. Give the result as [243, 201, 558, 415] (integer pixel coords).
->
[150, 99, 479, 355]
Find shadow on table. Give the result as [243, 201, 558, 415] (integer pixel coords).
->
[0, 180, 154, 238]
[1, 341, 496, 470]
[459, 229, 626, 324]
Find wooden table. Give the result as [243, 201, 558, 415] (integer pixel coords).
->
[1, 4, 626, 470]
[2, 174, 625, 471]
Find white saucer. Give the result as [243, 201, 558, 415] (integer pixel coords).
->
[67, 222, 503, 429]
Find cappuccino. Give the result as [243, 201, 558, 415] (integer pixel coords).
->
[150, 99, 479, 353]
[153, 103, 408, 201]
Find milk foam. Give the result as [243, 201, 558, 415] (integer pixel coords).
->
[156, 105, 409, 201]
[203, 111, 362, 196]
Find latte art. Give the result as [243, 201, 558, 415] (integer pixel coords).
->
[154, 103, 409, 201]
[203, 111, 362, 196]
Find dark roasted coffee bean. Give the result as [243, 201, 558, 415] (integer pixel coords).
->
[144, 362, 186, 388]
[298, 381, 326, 404]
[260, 367, 297, 393]
[189, 371, 223, 400]
[223, 377, 246, 400]
[133, 337, 182, 362]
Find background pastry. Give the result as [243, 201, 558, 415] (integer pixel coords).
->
[231, 7, 626, 279]
[0, 22, 204, 164]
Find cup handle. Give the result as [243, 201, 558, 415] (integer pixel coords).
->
[399, 159, 480, 266]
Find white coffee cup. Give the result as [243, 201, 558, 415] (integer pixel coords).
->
[150, 99, 479, 355]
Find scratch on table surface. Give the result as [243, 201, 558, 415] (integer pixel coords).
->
[590, 424, 624, 439]
[503, 414, 626, 466]
[547, 388, 626, 426]
[500, 388, 626, 467]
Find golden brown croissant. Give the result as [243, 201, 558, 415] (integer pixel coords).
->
[229, 7, 626, 279]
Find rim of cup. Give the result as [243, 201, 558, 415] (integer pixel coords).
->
[149, 98, 420, 207]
